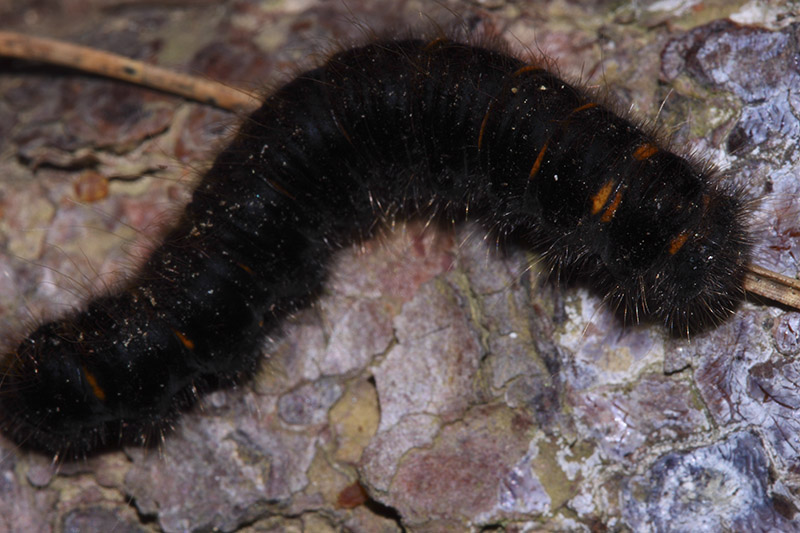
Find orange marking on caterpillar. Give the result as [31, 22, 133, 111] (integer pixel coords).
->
[478, 105, 493, 150]
[423, 37, 448, 51]
[633, 143, 658, 161]
[529, 140, 550, 179]
[81, 365, 106, 401]
[591, 179, 615, 215]
[267, 178, 296, 201]
[338, 123, 353, 145]
[512, 64, 542, 77]
[331, 112, 354, 146]
[668, 231, 691, 255]
[570, 102, 598, 114]
[600, 190, 624, 222]
[173, 329, 195, 350]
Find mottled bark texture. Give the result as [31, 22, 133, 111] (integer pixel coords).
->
[1, 1, 799, 531]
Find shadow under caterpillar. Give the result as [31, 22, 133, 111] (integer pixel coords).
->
[0, 37, 753, 456]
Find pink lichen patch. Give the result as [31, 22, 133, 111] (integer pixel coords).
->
[385, 405, 535, 527]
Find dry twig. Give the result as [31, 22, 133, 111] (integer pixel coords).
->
[0, 31, 259, 112]
[744, 265, 800, 311]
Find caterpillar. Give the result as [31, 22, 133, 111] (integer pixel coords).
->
[0, 36, 753, 456]
[4, 10, 800, 529]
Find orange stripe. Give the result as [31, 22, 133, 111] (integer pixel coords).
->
[237, 262, 254, 275]
[633, 143, 658, 160]
[478, 105, 492, 150]
[173, 329, 195, 350]
[334, 116, 353, 145]
[512, 64, 542, 77]
[267, 178, 296, 200]
[529, 140, 550, 179]
[600, 190, 623, 222]
[423, 37, 448, 51]
[668, 231, 691, 255]
[571, 102, 598, 114]
[591, 180, 615, 215]
[82, 365, 106, 401]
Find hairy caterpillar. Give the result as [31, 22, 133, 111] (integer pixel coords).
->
[4, 5, 791, 530]
[0, 36, 752, 455]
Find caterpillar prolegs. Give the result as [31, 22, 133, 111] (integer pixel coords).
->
[0, 38, 751, 455]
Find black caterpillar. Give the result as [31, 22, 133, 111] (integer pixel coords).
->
[0, 38, 751, 455]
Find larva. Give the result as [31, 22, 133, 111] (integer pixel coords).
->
[0, 36, 753, 455]
[1, 3, 800, 528]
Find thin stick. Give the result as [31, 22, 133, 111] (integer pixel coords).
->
[2, 31, 800, 312]
[744, 264, 800, 310]
[0, 31, 259, 112]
